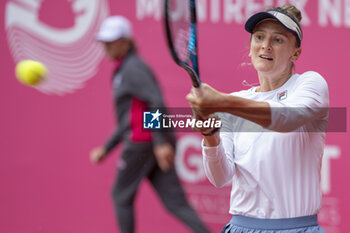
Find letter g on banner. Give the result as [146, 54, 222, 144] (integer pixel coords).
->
[175, 135, 206, 183]
[5, 0, 110, 95]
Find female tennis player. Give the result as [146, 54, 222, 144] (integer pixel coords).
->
[186, 4, 328, 233]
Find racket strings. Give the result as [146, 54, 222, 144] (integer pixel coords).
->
[174, 29, 191, 62]
[167, 0, 192, 64]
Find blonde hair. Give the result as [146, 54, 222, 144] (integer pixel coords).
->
[279, 4, 302, 23]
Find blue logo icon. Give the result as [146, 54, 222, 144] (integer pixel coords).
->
[143, 109, 162, 129]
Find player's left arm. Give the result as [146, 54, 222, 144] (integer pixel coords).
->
[187, 73, 329, 132]
[187, 84, 271, 128]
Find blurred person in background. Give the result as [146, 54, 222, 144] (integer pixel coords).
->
[90, 15, 210, 233]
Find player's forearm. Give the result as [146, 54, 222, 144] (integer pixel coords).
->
[217, 93, 271, 128]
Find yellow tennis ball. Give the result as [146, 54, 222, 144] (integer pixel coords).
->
[15, 60, 48, 86]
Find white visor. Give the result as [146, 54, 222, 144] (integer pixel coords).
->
[245, 10, 303, 44]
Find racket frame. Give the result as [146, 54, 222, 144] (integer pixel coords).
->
[164, 0, 201, 88]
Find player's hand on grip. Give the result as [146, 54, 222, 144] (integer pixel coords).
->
[186, 83, 224, 118]
[90, 146, 107, 163]
[154, 143, 175, 172]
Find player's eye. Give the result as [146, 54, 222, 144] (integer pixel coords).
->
[274, 37, 283, 43]
[254, 34, 264, 41]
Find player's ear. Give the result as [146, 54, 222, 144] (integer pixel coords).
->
[291, 47, 302, 61]
[248, 49, 252, 57]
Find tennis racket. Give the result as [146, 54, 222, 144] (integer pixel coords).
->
[164, 0, 201, 89]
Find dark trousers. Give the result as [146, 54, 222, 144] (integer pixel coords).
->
[112, 142, 210, 233]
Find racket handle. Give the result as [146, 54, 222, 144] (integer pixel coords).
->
[193, 85, 203, 97]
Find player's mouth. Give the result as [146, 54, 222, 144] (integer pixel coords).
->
[259, 55, 273, 61]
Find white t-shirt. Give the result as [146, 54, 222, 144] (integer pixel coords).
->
[202, 71, 329, 218]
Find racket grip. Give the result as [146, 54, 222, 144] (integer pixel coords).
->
[193, 84, 203, 98]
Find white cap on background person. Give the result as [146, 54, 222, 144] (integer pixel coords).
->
[96, 16, 133, 42]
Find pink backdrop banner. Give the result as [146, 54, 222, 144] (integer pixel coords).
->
[0, 0, 348, 233]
